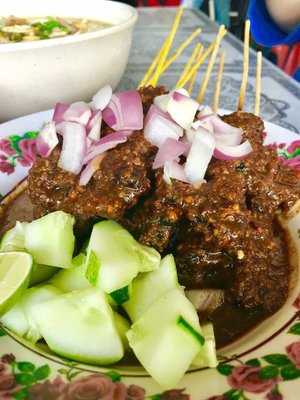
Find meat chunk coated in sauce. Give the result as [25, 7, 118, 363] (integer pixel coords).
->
[27, 86, 164, 221]
[28, 131, 155, 221]
[127, 112, 299, 314]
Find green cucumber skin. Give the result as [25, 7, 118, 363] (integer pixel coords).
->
[177, 316, 205, 346]
[192, 323, 218, 368]
[110, 286, 130, 305]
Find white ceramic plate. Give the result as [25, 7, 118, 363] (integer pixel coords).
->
[0, 111, 300, 400]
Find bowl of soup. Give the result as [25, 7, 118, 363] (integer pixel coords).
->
[0, 0, 138, 122]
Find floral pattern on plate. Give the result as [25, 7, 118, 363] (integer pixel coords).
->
[0, 131, 39, 177]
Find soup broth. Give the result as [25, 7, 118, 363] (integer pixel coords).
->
[0, 16, 113, 43]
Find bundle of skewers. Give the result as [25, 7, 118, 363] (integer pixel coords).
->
[138, 7, 262, 116]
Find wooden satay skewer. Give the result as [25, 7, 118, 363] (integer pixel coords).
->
[138, 43, 166, 88]
[179, 28, 227, 89]
[140, 28, 201, 88]
[196, 25, 226, 103]
[254, 51, 262, 116]
[237, 20, 250, 110]
[212, 51, 225, 112]
[187, 44, 203, 95]
[149, 7, 184, 87]
[158, 28, 202, 77]
[176, 43, 201, 88]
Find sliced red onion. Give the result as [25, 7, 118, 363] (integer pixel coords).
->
[167, 90, 199, 129]
[52, 103, 69, 123]
[153, 138, 189, 169]
[87, 110, 102, 141]
[62, 101, 92, 126]
[197, 105, 214, 119]
[36, 121, 58, 158]
[163, 160, 189, 184]
[154, 89, 190, 114]
[84, 131, 127, 164]
[210, 115, 242, 140]
[214, 140, 253, 160]
[91, 85, 112, 111]
[79, 153, 105, 186]
[186, 289, 225, 314]
[185, 128, 215, 184]
[102, 90, 143, 131]
[58, 122, 87, 174]
[144, 105, 183, 147]
[186, 120, 214, 144]
[153, 93, 170, 113]
[144, 105, 170, 127]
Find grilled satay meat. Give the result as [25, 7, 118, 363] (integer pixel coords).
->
[123, 172, 201, 253]
[26, 88, 299, 318]
[175, 113, 299, 313]
[27, 86, 165, 221]
[28, 131, 156, 221]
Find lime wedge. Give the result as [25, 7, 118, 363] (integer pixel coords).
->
[0, 252, 32, 315]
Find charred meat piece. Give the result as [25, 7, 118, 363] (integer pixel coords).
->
[222, 111, 265, 149]
[175, 238, 235, 289]
[28, 132, 156, 221]
[124, 172, 203, 253]
[139, 85, 167, 113]
[230, 229, 289, 313]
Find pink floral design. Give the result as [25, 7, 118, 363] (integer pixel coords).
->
[62, 374, 126, 400]
[228, 365, 277, 394]
[0, 158, 14, 175]
[0, 362, 20, 399]
[18, 138, 37, 167]
[160, 389, 190, 400]
[293, 295, 300, 310]
[0, 139, 15, 156]
[28, 376, 67, 400]
[126, 384, 145, 400]
[287, 140, 300, 154]
[286, 342, 300, 368]
[266, 389, 283, 400]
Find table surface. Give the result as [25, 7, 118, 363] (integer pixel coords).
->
[120, 7, 300, 133]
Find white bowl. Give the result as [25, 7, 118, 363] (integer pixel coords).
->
[0, 0, 138, 122]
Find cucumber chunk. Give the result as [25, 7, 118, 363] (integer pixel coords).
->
[1, 284, 62, 343]
[0, 223, 58, 285]
[124, 254, 178, 322]
[30, 288, 124, 364]
[0, 222, 27, 252]
[30, 265, 58, 286]
[192, 322, 218, 368]
[85, 221, 160, 293]
[114, 312, 130, 350]
[24, 211, 75, 268]
[126, 288, 203, 388]
[50, 254, 91, 292]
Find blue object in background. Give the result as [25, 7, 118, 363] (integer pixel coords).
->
[214, 0, 230, 27]
[248, 0, 300, 46]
